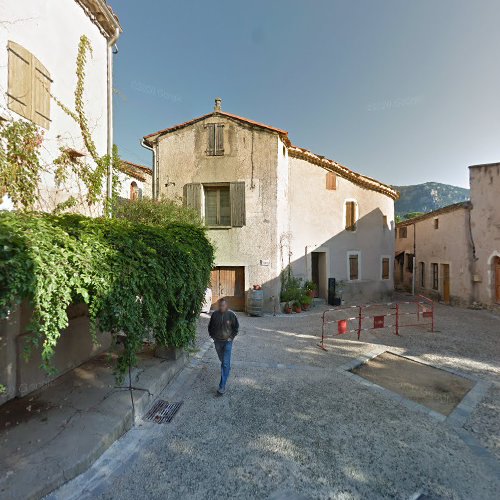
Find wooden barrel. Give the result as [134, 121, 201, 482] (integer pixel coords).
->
[247, 289, 264, 317]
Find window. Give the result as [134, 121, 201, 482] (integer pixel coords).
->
[184, 182, 246, 227]
[205, 186, 231, 226]
[348, 253, 360, 280]
[345, 201, 357, 231]
[434, 218, 439, 229]
[130, 182, 139, 201]
[383, 215, 388, 228]
[399, 226, 407, 238]
[7, 41, 51, 128]
[432, 263, 439, 290]
[407, 253, 414, 272]
[381, 257, 390, 280]
[206, 123, 224, 156]
[420, 262, 425, 287]
[326, 172, 337, 190]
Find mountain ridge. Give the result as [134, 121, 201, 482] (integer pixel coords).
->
[393, 182, 469, 217]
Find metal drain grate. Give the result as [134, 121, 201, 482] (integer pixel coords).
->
[144, 400, 183, 424]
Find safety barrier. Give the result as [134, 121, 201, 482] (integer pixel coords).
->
[318, 295, 434, 351]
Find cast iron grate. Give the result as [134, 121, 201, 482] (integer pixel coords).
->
[143, 400, 183, 424]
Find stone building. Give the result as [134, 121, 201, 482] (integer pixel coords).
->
[0, 0, 121, 405]
[142, 99, 398, 311]
[0, 0, 121, 214]
[395, 162, 500, 307]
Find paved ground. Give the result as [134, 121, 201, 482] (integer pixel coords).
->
[48, 299, 500, 500]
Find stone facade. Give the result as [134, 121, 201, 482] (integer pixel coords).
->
[143, 100, 397, 311]
[395, 162, 500, 307]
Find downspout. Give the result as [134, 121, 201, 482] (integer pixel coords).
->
[106, 28, 120, 212]
[141, 139, 157, 199]
[412, 223, 416, 295]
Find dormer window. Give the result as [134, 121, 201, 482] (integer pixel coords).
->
[206, 123, 224, 156]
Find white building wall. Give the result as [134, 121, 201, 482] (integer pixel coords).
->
[0, 0, 109, 214]
[287, 156, 395, 302]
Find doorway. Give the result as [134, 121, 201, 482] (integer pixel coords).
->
[495, 257, 500, 304]
[210, 266, 245, 311]
[441, 264, 450, 304]
[312, 252, 327, 300]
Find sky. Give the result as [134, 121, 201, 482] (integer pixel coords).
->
[112, 0, 500, 188]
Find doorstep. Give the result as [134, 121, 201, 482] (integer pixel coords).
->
[0, 346, 189, 500]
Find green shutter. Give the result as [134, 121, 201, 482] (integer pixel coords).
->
[230, 182, 246, 227]
[183, 183, 202, 214]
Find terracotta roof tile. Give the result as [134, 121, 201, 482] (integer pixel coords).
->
[119, 160, 152, 182]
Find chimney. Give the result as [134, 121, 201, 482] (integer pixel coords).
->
[214, 97, 222, 111]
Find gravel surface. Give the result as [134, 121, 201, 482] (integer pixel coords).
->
[48, 299, 500, 499]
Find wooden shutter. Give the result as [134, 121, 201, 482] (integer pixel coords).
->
[33, 57, 51, 129]
[183, 183, 202, 214]
[215, 124, 224, 155]
[230, 182, 246, 227]
[349, 255, 359, 280]
[326, 172, 336, 190]
[206, 124, 215, 155]
[7, 41, 32, 120]
[345, 201, 356, 230]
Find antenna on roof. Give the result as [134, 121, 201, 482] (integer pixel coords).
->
[214, 97, 222, 111]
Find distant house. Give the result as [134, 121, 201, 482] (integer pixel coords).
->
[0, 0, 121, 213]
[142, 98, 398, 311]
[118, 160, 152, 200]
[395, 162, 500, 307]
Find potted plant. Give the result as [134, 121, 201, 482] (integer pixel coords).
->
[304, 281, 317, 298]
[293, 300, 302, 313]
[301, 294, 313, 311]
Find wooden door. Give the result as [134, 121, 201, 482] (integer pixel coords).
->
[495, 258, 500, 304]
[210, 267, 245, 311]
[442, 264, 450, 303]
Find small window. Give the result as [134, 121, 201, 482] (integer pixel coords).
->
[7, 41, 51, 129]
[399, 227, 407, 238]
[349, 253, 359, 280]
[206, 123, 224, 156]
[205, 186, 231, 226]
[434, 218, 439, 229]
[383, 215, 388, 227]
[407, 254, 414, 272]
[326, 172, 337, 190]
[420, 262, 425, 287]
[130, 181, 139, 201]
[282, 145, 286, 156]
[345, 201, 357, 231]
[382, 257, 390, 280]
[432, 263, 439, 290]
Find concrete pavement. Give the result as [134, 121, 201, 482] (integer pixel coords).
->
[47, 304, 500, 499]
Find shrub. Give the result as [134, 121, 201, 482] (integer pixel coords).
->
[0, 211, 213, 379]
[114, 196, 203, 228]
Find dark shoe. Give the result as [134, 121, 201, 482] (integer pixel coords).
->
[217, 387, 226, 395]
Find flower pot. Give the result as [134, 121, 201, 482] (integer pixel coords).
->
[306, 290, 314, 298]
[302, 303, 310, 311]
[284, 306, 292, 314]
[293, 306, 302, 313]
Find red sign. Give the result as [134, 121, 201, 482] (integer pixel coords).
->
[338, 319, 348, 334]
[422, 310, 433, 318]
[373, 316, 385, 329]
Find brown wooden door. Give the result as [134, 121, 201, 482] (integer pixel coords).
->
[210, 266, 245, 311]
[442, 264, 450, 303]
[495, 258, 500, 304]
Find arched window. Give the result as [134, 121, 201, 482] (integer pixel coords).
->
[130, 181, 139, 200]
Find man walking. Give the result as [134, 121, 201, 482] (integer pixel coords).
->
[208, 298, 239, 395]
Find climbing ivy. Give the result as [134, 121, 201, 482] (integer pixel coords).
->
[0, 120, 44, 210]
[0, 212, 214, 379]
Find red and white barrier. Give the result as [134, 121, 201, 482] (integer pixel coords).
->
[318, 295, 434, 351]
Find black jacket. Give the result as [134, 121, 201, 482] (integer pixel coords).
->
[208, 310, 239, 341]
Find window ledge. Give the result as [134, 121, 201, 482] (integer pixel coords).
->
[206, 225, 233, 230]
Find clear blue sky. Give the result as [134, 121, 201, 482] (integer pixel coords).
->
[112, 0, 500, 188]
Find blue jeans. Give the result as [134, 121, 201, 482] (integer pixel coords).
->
[214, 340, 233, 390]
